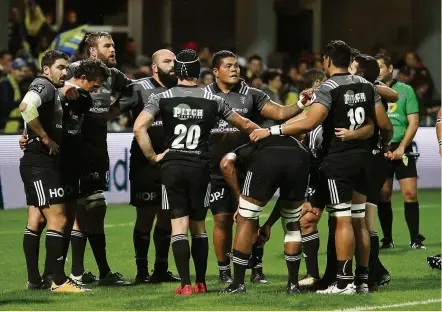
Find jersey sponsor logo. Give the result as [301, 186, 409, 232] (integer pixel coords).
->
[210, 188, 225, 203]
[152, 120, 163, 127]
[135, 192, 158, 201]
[49, 187, 65, 198]
[89, 107, 109, 113]
[29, 84, 46, 94]
[387, 102, 397, 113]
[233, 108, 248, 114]
[240, 96, 247, 104]
[211, 119, 239, 133]
[55, 124, 62, 129]
[173, 104, 203, 120]
[101, 88, 110, 94]
[344, 90, 367, 106]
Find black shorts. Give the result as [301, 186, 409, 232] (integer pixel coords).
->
[20, 165, 65, 208]
[316, 152, 370, 207]
[161, 164, 211, 221]
[242, 147, 310, 203]
[60, 165, 80, 202]
[129, 163, 161, 208]
[78, 157, 110, 196]
[386, 143, 418, 180]
[308, 164, 327, 209]
[366, 152, 389, 205]
[209, 179, 238, 215]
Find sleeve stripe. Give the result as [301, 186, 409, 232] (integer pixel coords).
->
[324, 79, 339, 89]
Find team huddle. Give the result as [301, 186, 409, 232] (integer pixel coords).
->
[18, 32, 422, 295]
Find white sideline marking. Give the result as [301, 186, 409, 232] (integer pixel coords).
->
[334, 298, 442, 311]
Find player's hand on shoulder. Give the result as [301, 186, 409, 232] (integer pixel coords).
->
[334, 128, 354, 141]
[299, 88, 314, 107]
[61, 85, 80, 100]
[41, 136, 59, 155]
[250, 128, 270, 142]
[19, 134, 28, 150]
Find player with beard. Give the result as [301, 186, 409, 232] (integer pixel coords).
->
[117, 49, 180, 283]
[62, 32, 132, 286]
[205, 50, 310, 283]
[19, 51, 103, 292]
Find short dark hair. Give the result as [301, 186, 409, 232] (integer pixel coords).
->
[212, 50, 236, 69]
[41, 50, 69, 70]
[175, 49, 200, 79]
[302, 68, 326, 90]
[375, 53, 393, 68]
[73, 59, 110, 82]
[84, 32, 113, 57]
[350, 47, 361, 62]
[248, 54, 262, 63]
[261, 70, 281, 84]
[354, 54, 380, 83]
[323, 40, 352, 68]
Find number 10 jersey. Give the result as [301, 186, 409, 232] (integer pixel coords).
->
[143, 85, 233, 168]
[312, 73, 380, 157]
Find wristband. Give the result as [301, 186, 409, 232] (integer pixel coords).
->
[381, 139, 392, 146]
[269, 125, 282, 136]
[297, 94, 305, 109]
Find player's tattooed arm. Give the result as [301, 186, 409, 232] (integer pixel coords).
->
[250, 103, 328, 142]
[437, 107, 442, 156]
[220, 153, 242, 199]
[259, 89, 313, 121]
[376, 85, 399, 103]
[133, 111, 166, 164]
[335, 117, 375, 141]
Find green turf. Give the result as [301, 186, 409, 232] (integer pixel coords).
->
[0, 190, 440, 311]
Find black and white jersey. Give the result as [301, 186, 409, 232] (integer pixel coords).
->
[21, 76, 63, 168]
[66, 62, 132, 160]
[371, 80, 389, 154]
[312, 73, 380, 156]
[143, 85, 233, 167]
[304, 125, 324, 164]
[119, 77, 167, 165]
[204, 79, 270, 179]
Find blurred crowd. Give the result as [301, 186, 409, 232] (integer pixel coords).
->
[0, 1, 440, 133]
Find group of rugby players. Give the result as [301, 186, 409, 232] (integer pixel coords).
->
[18, 31, 420, 295]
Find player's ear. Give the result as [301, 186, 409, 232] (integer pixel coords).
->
[89, 47, 97, 58]
[213, 67, 219, 78]
[152, 63, 158, 73]
[388, 65, 393, 74]
[42, 65, 50, 75]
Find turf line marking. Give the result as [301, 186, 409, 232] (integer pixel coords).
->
[334, 298, 441, 311]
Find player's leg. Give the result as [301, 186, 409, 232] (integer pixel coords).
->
[395, 153, 424, 248]
[280, 200, 304, 294]
[133, 206, 155, 283]
[209, 181, 234, 283]
[149, 209, 180, 282]
[317, 167, 356, 294]
[379, 173, 394, 248]
[188, 167, 211, 293]
[299, 206, 322, 286]
[23, 205, 46, 289]
[351, 191, 370, 294]
[162, 165, 192, 295]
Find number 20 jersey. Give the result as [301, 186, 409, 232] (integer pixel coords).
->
[143, 85, 233, 168]
[312, 73, 380, 156]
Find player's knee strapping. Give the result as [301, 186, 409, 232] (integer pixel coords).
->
[80, 191, 107, 211]
[238, 197, 263, 220]
[326, 203, 352, 217]
[351, 203, 366, 218]
[280, 204, 302, 243]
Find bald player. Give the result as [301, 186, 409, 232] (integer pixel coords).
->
[118, 49, 180, 283]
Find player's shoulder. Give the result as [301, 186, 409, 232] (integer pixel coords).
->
[204, 83, 216, 94]
[29, 76, 56, 94]
[395, 81, 413, 92]
[374, 80, 386, 87]
[134, 77, 164, 92]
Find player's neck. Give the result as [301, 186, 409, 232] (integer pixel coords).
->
[385, 78, 393, 87]
[329, 67, 349, 76]
[177, 78, 197, 86]
[216, 80, 234, 93]
[152, 75, 165, 87]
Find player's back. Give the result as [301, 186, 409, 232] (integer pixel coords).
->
[315, 74, 377, 156]
[156, 86, 230, 167]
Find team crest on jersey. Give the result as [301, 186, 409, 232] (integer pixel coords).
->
[173, 104, 203, 120]
[240, 96, 247, 104]
[29, 84, 45, 93]
[344, 90, 366, 106]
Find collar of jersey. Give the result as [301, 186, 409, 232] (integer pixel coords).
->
[213, 79, 244, 94]
[331, 72, 350, 77]
[149, 77, 163, 88]
[176, 84, 199, 88]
